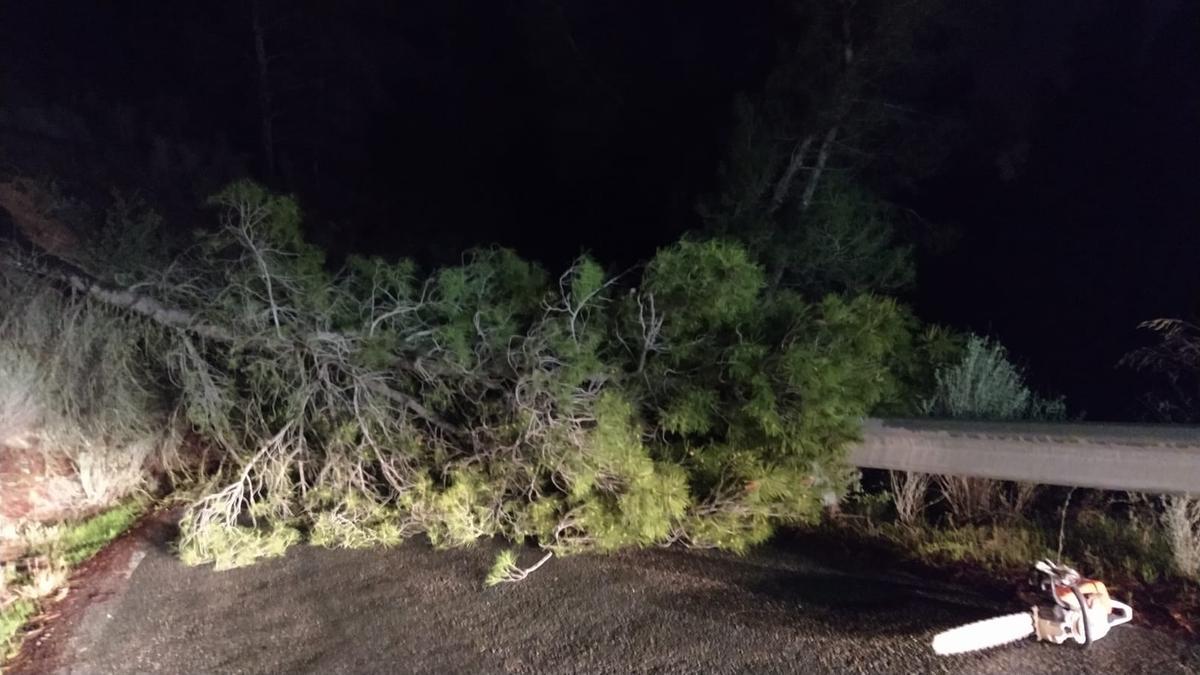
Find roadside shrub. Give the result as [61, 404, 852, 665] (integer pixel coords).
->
[906, 521, 1050, 569]
[921, 335, 1063, 421]
[888, 471, 929, 527]
[1065, 502, 1172, 583]
[1122, 318, 1200, 580]
[870, 501, 1177, 585]
[0, 276, 51, 444]
[0, 343, 40, 444]
[0, 263, 172, 512]
[1161, 495, 1200, 580]
[920, 335, 1065, 523]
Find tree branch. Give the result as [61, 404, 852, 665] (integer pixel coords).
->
[768, 135, 814, 215]
[800, 126, 840, 212]
[5, 253, 462, 437]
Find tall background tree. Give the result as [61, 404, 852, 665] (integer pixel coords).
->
[699, 0, 966, 296]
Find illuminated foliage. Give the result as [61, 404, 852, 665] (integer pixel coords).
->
[4, 182, 918, 565]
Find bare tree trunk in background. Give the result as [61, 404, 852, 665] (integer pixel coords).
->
[251, 0, 276, 178]
[766, 1, 855, 291]
[768, 135, 814, 216]
[766, 125, 835, 290]
[800, 125, 838, 212]
[798, 0, 853, 213]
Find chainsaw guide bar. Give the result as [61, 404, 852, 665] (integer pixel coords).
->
[932, 612, 1034, 655]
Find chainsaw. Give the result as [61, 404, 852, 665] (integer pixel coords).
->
[931, 559, 1133, 655]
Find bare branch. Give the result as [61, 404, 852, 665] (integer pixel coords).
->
[768, 135, 813, 215]
[800, 126, 840, 212]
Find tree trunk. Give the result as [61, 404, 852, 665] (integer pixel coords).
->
[767, 126, 837, 291]
[767, 135, 813, 216]
[800, 125, 839, 212]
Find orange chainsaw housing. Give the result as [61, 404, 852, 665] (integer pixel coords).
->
[1054, 578, 1113, 614]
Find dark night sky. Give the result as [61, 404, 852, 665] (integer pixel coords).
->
[912, 0, 1200, 418]
[1, 0, 1198, 420]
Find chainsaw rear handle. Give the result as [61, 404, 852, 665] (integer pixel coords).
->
[1108, 600, 1133, 628]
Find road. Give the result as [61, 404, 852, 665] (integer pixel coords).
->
[12, 520, 1200, 675]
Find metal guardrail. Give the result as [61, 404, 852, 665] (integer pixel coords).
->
[850, 418, 1200, 494]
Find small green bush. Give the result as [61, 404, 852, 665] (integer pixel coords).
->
[919, 335, 1065, 523]
[921, 335, 1064, 422]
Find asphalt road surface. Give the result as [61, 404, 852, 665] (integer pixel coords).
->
[16, 522, 1200, 675]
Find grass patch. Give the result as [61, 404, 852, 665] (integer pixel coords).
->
[1, 498, 148, 664]
[879, 521, 1052, 571]
[841, 489, 1182, 587]
[58, 500, 145, 566]
[0, 599, 37, 661]
[1070, 507, 1175, 584]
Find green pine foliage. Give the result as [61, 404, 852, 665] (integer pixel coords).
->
[788, 181, 915, 296]
[485, 549, 521, 586]
[177, 519, 302, 571]
[628, 242, 909, 548]
[168, 188, 917, 563]
[4, 180, 926, 566]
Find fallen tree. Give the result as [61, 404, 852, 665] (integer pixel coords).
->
[2, 180, 914, 568]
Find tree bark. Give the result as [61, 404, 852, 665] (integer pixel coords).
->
[56, 265, 236, 343]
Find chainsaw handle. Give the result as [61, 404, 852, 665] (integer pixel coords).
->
[1108, 600, 1133, 628]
